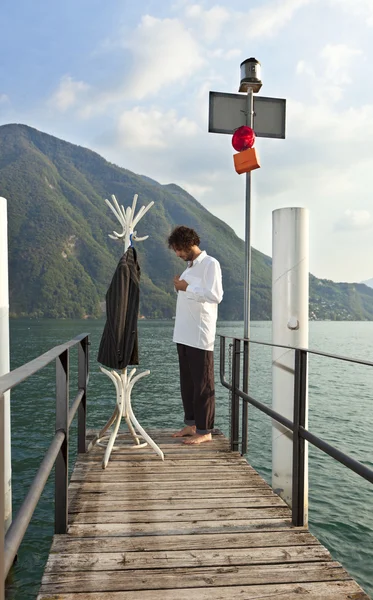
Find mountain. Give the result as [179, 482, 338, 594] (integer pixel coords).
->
[362, 278, 373, 289]
[1, 123, 373, 321]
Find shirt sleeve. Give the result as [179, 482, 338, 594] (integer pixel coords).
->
[185, 260, 223, 304]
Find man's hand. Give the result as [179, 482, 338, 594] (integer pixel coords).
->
[174, 275, 188, 292]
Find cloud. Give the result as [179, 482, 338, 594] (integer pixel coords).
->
[208, 48, 241, 60]
[334, 209, 373, 231]
[296, 43, 363, 103]
[118, 107, 199, 148]
[321, 43, 363, 85]
[287, 97, 373, 144]
[124, 15, 205, 99]
[184, 4, 230, 42]
[176, 180, 214, 197]
[329, 0, 373, 26]
[0, 94, 10, 105]
[237, 0, 314, 38]
[49, 75, 91, 112]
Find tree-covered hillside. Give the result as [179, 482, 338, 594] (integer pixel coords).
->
[1, 123, 373, 321]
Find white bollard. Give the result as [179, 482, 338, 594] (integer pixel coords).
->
[272, 207, 309, 519]
[0, 198, 12, 533]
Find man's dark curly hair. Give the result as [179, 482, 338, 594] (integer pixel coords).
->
[168, 226, 200, 250]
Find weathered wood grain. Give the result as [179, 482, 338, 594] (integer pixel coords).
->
[69, 506, 291, 524]
[69, 495, 286, 513]
[70, 471, 269, 483]
[39, 562, 351, 594]
[67, 517, 292, 537]
[77, 452, 242, 462]
[38, 429, 367, 600]
[36, 580, 371, 600]
[50, 529, 318, 554]
[68, 479, 272, 491]
[45, 544, 331, 572]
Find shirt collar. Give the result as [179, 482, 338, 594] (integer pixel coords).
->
[189, 250, 206, 268]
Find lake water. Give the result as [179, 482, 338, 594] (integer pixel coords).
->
[5, 319, 373, 599]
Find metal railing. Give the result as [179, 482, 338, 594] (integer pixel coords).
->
[0, 332, 89, 594]
[220, 335, 373, 527]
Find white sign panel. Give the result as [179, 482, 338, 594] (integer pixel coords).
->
[209, 91, 286, 139]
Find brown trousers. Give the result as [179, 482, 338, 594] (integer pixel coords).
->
[177, 343, 215, 434]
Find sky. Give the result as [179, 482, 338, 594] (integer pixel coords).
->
[1, 0, 373, 283]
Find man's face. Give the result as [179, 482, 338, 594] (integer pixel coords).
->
[174, 247, 194, 262]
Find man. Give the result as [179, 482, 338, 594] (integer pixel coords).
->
[168, 225, 223, 444]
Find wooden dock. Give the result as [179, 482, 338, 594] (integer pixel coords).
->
[38, 430, 369, 599]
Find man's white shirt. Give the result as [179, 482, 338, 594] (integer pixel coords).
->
[173, 251, 223, 351]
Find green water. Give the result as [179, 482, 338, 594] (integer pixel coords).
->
[5, 319, 373, 599]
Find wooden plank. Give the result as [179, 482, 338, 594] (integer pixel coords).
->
[50, 529, 318, 554]
[44, 544, 331, 572]
[89, 438, 229, 448]
[68, 479, 272, 491]
[104, 436, 229, 446]
[72, 465, 259, 473]
[69, 506, 291, 524]
[87, 446, 231, 455]
[69, 496, 286, 513]
[86, 428, 225, 438]
[68, 487, 276, 501]
[74, 459, 254, 474]
[39, 562, 351, 594]
[70, 471, 267, 483]
[67, 518, 292, 537]
[72, 461, 258, 471]
[77, 452, 243, 462]
[36, 580, 372, 600]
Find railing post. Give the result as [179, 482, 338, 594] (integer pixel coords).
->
[78, 336, 89, 454]
[230, 338, 240, 452]
[241, 339, 249, 455]
[0, 392, 4, 600]
[55, 349, 69, 534]
[292, 349, 308, 526]
[219, 336, 226, 385]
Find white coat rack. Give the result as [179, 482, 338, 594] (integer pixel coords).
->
[95, 193, 164, 467]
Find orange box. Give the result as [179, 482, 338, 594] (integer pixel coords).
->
[233, 147, 261, 174]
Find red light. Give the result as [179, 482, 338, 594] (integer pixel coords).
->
[232, 126, 255, 152]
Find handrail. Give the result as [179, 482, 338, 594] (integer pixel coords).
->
[68, 388, 85, 428]
[222, 335, 373, 367]
[219, 334, 373, 527]
[4, 430, 65, 577]
[0, 333, 88, 395]
[0, 333, 90, 590]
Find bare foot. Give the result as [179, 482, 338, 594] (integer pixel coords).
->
[183, 433, 212, 445]
[172, 425, 196, 437]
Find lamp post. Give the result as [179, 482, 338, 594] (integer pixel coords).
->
[208, 58, 285, 338]
[239, 58, 262, 338]
[209, 59, 286, 453]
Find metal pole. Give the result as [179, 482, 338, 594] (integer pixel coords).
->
[0, 392, 4, 600]
[0, 198, 11, 535]
[55, 350, 69, 534]
[241, 340, 249, 455]
[78, 337, 88, 454]
[230, 338, 241, 452]
[292, 349, 308, 526]
[242, 90, 254, 456]
[243, 90, 254, 339]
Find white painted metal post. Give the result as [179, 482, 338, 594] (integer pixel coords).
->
[272, 207, 309, 516]
[0, 198, 11, 534]
[0, 392, 4, 600]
